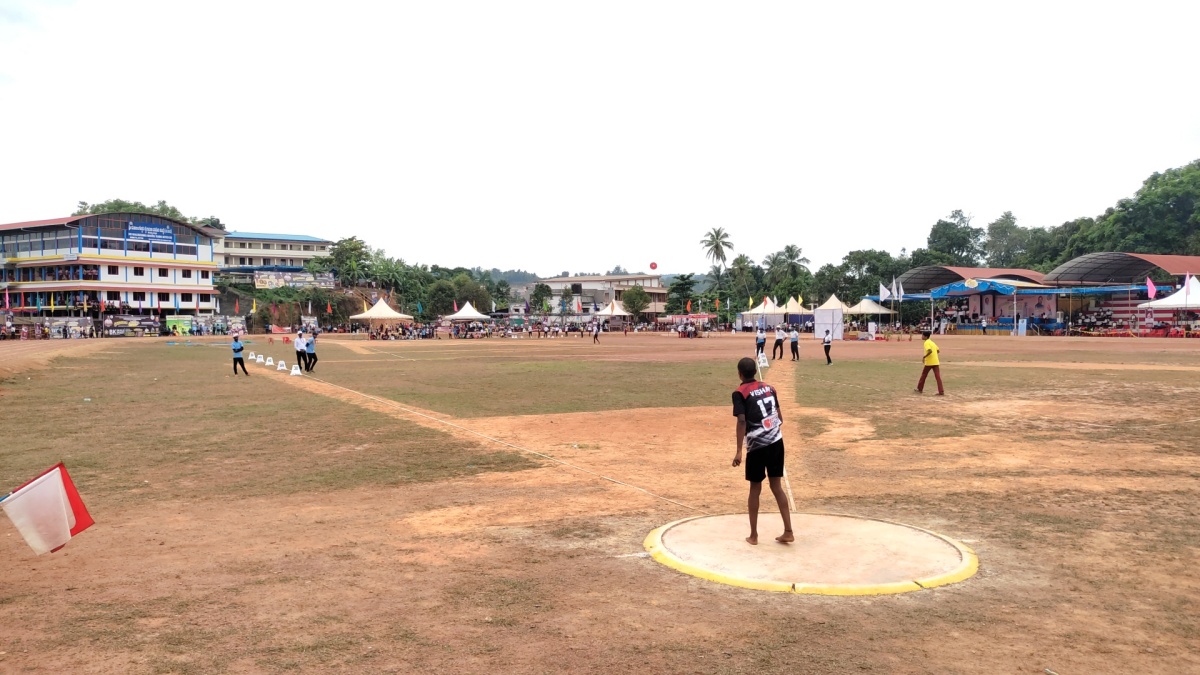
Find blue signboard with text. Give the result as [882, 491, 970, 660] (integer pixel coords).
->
[127, 222, 174, 244]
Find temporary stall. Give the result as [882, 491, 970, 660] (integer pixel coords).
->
[1137, 275, 1200, 310]
[814, 294, 848, 340]
[444, 301, 492, 322]
[349, 299, 414, 324]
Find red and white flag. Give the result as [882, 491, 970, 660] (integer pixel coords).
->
[1146, 277, 1157, 299]
[2, 463, 94, 555]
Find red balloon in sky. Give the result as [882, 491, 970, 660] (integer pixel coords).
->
[650, 262, 658, 270]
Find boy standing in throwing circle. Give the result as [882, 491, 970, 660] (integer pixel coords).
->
[731, 357, 794, 545]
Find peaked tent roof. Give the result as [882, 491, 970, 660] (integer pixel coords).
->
[594, 300, 631, 316]
[349, 299, 414, 321]
[743, 297, 782, 315]
[816, 294, 852, 311]
[445, 301, 491, 321]
[845, 298, 895, 314]
[1137, 275, 1200, 309]
[782, 296, 806, 313]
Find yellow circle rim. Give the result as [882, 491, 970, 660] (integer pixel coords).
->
[643, 512, 979, 595]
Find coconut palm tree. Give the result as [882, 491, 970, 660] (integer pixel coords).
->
[729, 254, 755, 300]
[707, 264, 726, 293]
[700, 227, 733, 269]
[781, 244, 810, 280]
[762, 252, 787, 287]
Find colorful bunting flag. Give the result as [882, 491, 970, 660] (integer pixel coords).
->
[1146, 277, 1157, 299]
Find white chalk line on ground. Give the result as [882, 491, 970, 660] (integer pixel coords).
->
[300, 374, 705, 514]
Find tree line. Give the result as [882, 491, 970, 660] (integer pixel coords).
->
[692, 158, 1200, 322]
[74, 157, 1199, 322]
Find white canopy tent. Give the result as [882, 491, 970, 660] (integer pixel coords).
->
[349, 299, 414, 322]
[444, 301, 491, 322]
[744, 297, 782, 314]
[845, 298, 896, 315]
[814, 294, 847, 340]
[594, 300, 631, 317]
[1137, 276, 1200, 310]
[782, 296, 806, 314]
[739, 297, 784, 329]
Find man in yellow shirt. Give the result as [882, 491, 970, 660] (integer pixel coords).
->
[916, 330, 944, 395]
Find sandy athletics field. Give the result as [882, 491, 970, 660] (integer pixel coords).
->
[1, 333, 1197, 673]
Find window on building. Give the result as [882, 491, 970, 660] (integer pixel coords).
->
[158, 268, 169, 277]
[107, 265, 118, 275]
[262, 243, 272, 250]
[238, 242, 247, 248]
[181, 293, 193, 302]
[133, 292, 146, 301]
[182, 269, 192, 278]
[106, 291, 121, 301]
[201, 270, 210, 279]
[158, 292, 170, 302]
[303, 245, 313, 251]
[239, 257, 247, 265]
[133, 267, 145, 276]
[176, 244, 197, 256]
[199, 294, 210, 303]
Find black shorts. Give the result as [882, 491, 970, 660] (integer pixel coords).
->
[744, 439, 785, 482]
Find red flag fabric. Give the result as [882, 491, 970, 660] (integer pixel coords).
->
[715, 297, 721, 310]
[686, 299, 692, 313]
[453, 300, 459, 312]
[1146, 277, 1157, 299]
[2, 463, 94, 555]
[234, 298, 240, 314]
[326, 302, 332, 314]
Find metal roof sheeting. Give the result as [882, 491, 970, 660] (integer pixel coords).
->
[222, 231, 331, 243]
[1044, 252, 1200, 284]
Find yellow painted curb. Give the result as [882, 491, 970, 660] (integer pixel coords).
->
[643, 513, 978, 596]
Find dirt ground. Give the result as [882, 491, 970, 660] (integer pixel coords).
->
[1, 333, 1197, 674]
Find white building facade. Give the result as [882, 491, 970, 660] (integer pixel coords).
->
[0, 213, 222, 316]
[512, 273, 668, 320]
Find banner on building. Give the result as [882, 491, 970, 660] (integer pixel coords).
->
[253, 271, 335, 290]
[126, 222, 174, 244]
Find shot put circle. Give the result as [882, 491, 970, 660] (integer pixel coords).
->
[644, 513, 977, 595]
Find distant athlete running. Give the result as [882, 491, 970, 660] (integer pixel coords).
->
[731, 357, 794, 545]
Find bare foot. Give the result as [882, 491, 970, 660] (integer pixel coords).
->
[745, 535, 758, 545]
[775, 531, 795, 543]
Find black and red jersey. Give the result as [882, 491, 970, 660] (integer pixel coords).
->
[732, 381, 782, 451]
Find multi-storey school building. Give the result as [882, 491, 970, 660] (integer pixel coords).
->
[0, 212, 222, 317]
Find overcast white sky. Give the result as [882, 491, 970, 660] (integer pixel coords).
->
[2, 1, 1198, 276]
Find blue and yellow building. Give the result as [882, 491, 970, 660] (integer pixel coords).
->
[0, 212, 222, 317]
